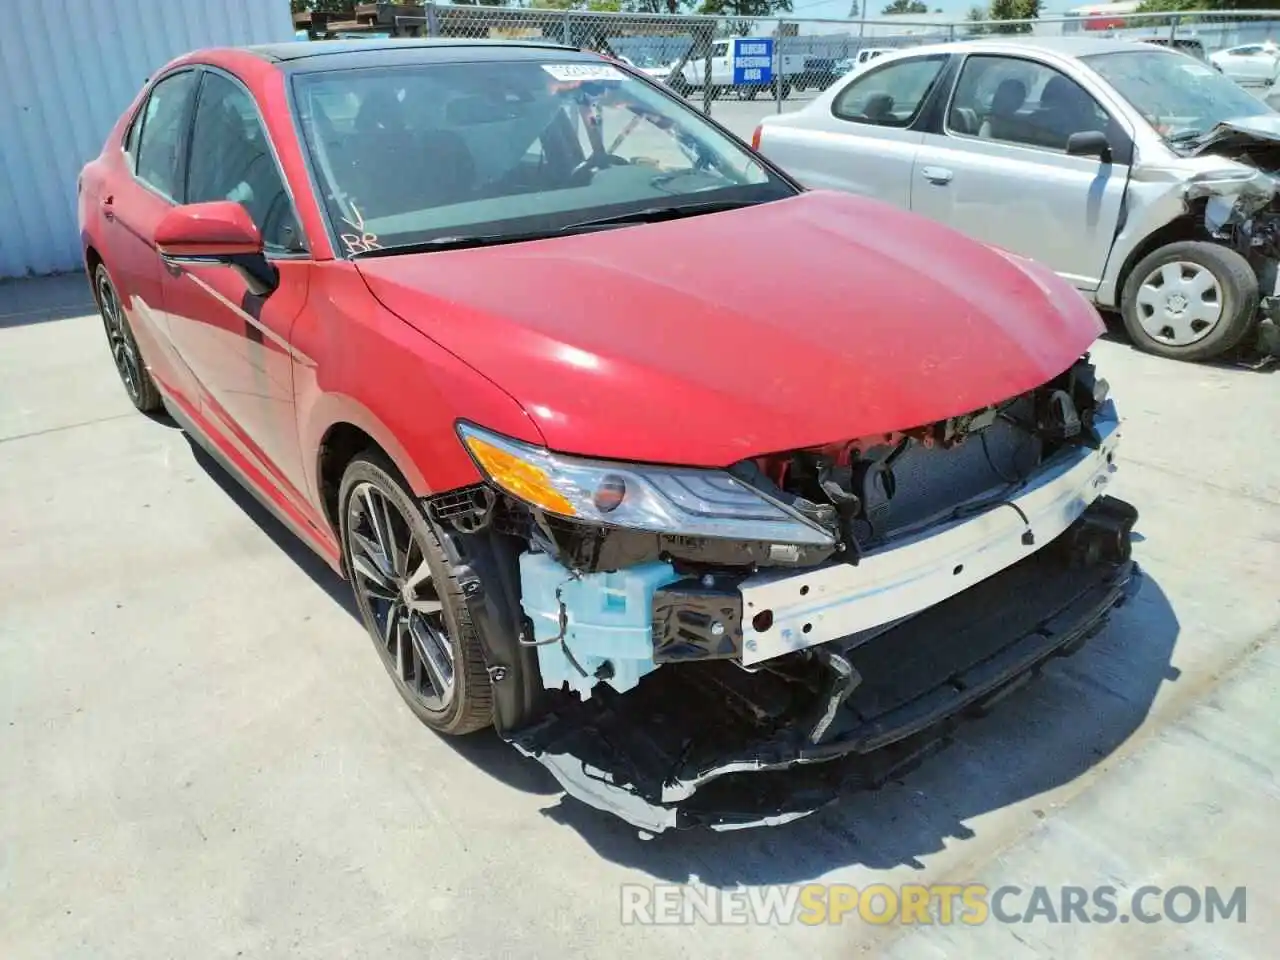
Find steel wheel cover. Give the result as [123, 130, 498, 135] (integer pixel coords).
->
[1134, 260, 1225, 347]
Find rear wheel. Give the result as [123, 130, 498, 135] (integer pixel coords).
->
[1120, 241, 1259, 362]
[339, 454, 493, 735]
[93, 263, 161, 412]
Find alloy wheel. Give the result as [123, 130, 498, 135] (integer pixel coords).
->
[96, 270, 143, 402]
[345, 481, 456, 711]
[1134, 261, 1224, 347]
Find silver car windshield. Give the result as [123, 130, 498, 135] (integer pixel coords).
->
[1082, 49, 1274, 144]
[291, 58, 789, 255]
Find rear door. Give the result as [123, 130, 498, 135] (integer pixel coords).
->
[911, 53, 1131, 291]
[101, 68, 201, 402]
[760, 53, 950, 211]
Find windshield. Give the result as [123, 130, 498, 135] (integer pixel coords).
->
[291, 58, 791, 254]
[1082, 49, 1273, 144]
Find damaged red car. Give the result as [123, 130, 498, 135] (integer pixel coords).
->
[79, 39, 1139, 832]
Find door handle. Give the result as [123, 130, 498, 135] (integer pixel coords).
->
[920, 166, 953, 185]
[101, 195, 115, 221]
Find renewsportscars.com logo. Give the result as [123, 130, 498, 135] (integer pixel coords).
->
[620, 883, 1248, 927]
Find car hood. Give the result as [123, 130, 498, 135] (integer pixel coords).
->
[1187, 114, 1280, 154]
[355, 191, 1103, 467]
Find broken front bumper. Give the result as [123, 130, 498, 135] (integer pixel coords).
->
[508, 496, 1140, 833]
[740, 409, 1121, 664]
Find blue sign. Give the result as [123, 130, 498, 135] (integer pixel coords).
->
[732, 38, 774, 86]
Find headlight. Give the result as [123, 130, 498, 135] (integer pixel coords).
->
[457, 422, 835, 545]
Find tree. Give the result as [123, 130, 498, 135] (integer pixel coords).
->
[966, 4, 989, 33]
[290, 0, 349, 13]
[698, 0, 794, 16]
[880, 0, 928, 12]
[847, 0, 861, 16]
[629, 0, 691, 11]
[697, 0, 793, 37]
[986, 0, 1040, 33]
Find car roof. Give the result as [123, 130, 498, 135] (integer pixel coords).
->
[240, 37, 584, 67]
[904, 35, 1182, 59]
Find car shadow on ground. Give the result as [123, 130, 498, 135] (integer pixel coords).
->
[539, 572, 1180, 883]
[1096, 311, 1277, 373]
[181, 431, 560, 798]
[180, 426, 1182, 882]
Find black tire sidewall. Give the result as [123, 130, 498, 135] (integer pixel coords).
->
[93, 263, 162, 412]
[1120, 241, 1259, 362]
[337, 454, 492, 735]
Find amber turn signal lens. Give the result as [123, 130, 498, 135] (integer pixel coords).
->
[462, 434, 577, 516]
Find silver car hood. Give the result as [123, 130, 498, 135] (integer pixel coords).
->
[1188, 114, 1280, 154]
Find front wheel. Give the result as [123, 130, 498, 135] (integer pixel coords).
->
[339, 454, 494, 735]
[1120, 241, 1259, 362]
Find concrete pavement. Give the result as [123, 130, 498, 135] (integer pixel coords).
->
[1, 273, 1277, 958]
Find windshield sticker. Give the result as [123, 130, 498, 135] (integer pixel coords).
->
[542, 63, 627, 82]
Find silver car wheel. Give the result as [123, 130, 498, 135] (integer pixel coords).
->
[1134, 260, 1224, 347]
[345, 481, 456, 711]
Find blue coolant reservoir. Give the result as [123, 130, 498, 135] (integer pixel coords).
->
[518, 551, 681, 700]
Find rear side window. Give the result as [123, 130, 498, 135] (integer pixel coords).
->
[134, 70, 198, 200]
[832, 55, 947, 128]
[186, 72, 302, 253]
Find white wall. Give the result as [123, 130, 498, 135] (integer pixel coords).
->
[0, 0, 294, 279]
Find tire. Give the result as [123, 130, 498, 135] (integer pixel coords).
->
[93, 263, 161, 412]
[339, 453, 493, 735]
[1120, 241, 1259, 362]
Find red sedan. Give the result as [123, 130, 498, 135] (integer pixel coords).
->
[79, 39, 1138, 832]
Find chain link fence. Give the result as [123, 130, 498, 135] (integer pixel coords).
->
[295, 4, 1280, 140]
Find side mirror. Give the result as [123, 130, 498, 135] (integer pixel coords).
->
[1066, 130, 1113, 162]
[155, 201, 277, 296]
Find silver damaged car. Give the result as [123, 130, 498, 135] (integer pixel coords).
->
[756, 37, 1280, 363]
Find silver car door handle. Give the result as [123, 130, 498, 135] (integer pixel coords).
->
[921, 166, 953, 185]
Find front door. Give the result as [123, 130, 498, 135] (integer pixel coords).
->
[911, 54, 1130, 291]
[160, 69, 313, 509]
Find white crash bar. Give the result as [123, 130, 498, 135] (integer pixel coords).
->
[740, 406, 1121, 665]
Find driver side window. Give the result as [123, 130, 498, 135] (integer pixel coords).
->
[186, 72, 303, 253]
[832, 55, 947, 128]
[948, 55, 1114, 152]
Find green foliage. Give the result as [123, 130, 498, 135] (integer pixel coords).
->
[881, 0, 929, 12]
[986, 0, 1040, 33]
[966, 3, 989, 32]
[290, 0, 349, 13]
[698, 0, 795, 15]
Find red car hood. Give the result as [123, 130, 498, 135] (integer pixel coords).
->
[356, 191, 1103, 467]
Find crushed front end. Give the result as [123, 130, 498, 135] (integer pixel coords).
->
[429, 355, 1139, 832]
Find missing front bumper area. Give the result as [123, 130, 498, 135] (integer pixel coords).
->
[506, 497, 1140, 833]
